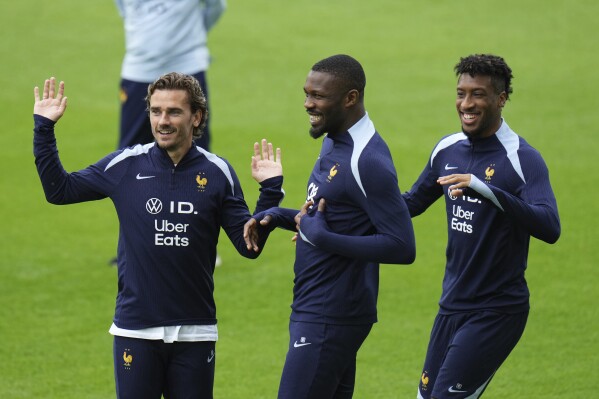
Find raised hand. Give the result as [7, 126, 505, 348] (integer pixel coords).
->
[251, 139, 282, 182]
[33, 77, 68, 122]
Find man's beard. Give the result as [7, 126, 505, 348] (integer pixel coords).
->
[309, 127, 326, 139]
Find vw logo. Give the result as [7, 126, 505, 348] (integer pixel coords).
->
[306, 182, 319, 202]
[447, 188, 458, 200]
[146, 198, 163, 214]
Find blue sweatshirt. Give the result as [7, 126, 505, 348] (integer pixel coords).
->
[33, 115, 283, 329]
[403, 120, 560, 314]
[256, 114, 415, 325]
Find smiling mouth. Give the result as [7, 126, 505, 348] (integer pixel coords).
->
[309, 114, 322, 124]
[461, 113, 478, 123]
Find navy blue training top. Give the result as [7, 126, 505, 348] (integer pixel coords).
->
[34, 115, 284, 329]
[257, 114, 416, 325]
[403, 120, 560, 314]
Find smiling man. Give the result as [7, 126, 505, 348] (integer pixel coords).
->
[32, 72, 284, 399]
[403, 54, 561, 398]
[244, 54, 416, 398]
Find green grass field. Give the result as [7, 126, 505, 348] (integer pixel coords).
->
[1, 0, 597, 397]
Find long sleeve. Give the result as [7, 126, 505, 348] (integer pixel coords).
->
[300, 151, 416, 265]
[253, 207, 299, 232]
[402, 158, 444, 217]
[299, 207, 415, 264]
[253, 176, 285, 214]
[468, 148, 560, 244]
[220, 169, 285, 258]
[33, 115, 114, 204]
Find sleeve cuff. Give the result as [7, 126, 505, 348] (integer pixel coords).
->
[259, 175, 283, 188]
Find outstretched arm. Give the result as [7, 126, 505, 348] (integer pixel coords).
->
[244, 201, 309, 252]
[33, 78, 119, 204]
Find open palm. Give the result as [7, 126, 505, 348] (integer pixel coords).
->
[33, 77, 67, 122]
[251, 139, 283, 182]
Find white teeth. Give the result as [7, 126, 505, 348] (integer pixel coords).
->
[309, 115, 321, 123]
[463, 114, 476, 120]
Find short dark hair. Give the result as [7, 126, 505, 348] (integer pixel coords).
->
[454, 54, 513, 100]
[311, 54, 366, 100]
[146, 72, 208, 138]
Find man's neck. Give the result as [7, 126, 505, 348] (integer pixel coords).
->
[167, 143, 193, 166]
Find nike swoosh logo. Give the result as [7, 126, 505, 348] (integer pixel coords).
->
[445, 164, 458, 170]
[207, 354, 215, 363]
[448, 387, 467, 393]
[293, 341, 312, 348]
[136, 173, 156, 180]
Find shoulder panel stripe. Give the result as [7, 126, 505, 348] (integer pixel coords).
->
[470, 175, 504, 211]
[496, 121, 525, 183]
[298, 230, 315, 246]
[431, 133, 468, 166]
[105, 142, 154, 171]
[348, 113, 376, 197]
[195, 146, 235, 195]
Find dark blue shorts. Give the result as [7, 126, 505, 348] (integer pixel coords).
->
[118, 71, 210, 150]
[417, 310, 528, 399]
[114, 336, 215, 399]
[278, 321, 373, 399]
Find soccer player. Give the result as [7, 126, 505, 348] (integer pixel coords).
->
[244, 54, 416, 398]
[32, 73, 283, 399]
[402, 54, 561, 399]
[112, 0, 227, 267]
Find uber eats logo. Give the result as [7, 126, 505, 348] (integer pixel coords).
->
[145, 198, 195, 247]
[447, 190, 481, 234]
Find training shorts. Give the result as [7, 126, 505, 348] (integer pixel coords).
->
[278, 320, 373, 399]
[417, 310, 528, 399]
[114, 335, 216, 399]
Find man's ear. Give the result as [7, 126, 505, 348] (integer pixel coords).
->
[498, 91, 507, 108]
[345, 89, 359, 107]
[193, 110, 202, 127]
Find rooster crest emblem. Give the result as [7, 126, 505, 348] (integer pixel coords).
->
[196, 173, 208, 191]
[123, 351, 133, 367]
[421, 371, 429, 390]
[485, 165, 495, 181]
[327, 164, 339, 182]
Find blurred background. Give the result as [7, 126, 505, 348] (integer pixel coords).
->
[0, 1, 597, 397]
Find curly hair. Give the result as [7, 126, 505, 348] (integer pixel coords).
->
[145, 72, 208, 139]
[311, 54, 366, 101]
[454, 54, 513, 100]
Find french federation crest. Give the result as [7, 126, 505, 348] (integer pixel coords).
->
[123, 349, 133, 369]
[485, 164, 495, 182]
[327, 163, 339, 183]
[196, 172, 208, 192]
